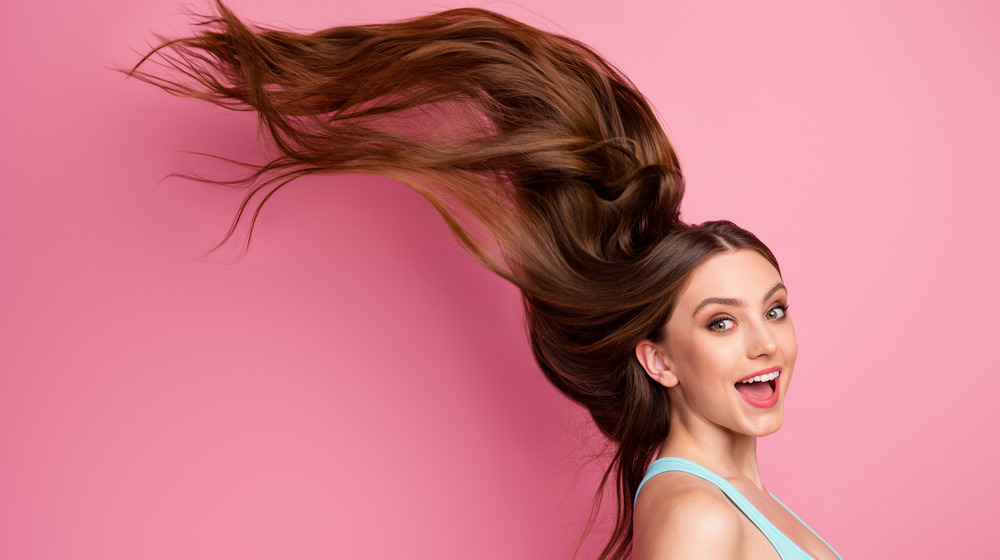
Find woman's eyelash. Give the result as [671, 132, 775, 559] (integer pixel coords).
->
[766, 303, 790, 319]
[707, 316, 736, 331]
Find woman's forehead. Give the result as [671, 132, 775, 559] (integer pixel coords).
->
[676, 250, 784, 311]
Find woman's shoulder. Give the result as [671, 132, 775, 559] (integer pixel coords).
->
[633, 471, 746, 559]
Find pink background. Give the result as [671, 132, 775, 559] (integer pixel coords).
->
[1, 0, 997, 558]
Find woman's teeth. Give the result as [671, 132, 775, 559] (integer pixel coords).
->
[738, 371, 780, 384]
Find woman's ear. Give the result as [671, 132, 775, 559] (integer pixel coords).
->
[635, 339, 678, 388]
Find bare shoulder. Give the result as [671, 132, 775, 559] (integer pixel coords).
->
[633, 471, 745, 560]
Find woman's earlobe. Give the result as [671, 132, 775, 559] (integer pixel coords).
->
[635, 340, 679, 388]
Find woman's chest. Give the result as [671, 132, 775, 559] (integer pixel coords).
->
[731, 484, 839, 560]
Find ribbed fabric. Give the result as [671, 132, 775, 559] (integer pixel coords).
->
[636, 457, 841, 560]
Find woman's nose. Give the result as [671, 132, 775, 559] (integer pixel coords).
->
[746, 320, 778, 358]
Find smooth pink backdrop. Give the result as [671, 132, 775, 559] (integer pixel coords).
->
[2, 1, 997, 558]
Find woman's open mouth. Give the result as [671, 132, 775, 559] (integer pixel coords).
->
[734, 367, 780, 408]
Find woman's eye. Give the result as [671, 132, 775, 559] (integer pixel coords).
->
[766, 305, 787, 320]
[709, 318, 735, 331]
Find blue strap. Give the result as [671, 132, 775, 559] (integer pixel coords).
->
[769, 492, 843, 560]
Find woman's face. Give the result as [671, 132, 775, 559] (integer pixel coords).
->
[656, 249, 797, 438]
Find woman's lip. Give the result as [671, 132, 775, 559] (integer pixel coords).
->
[735, 365, 781, 384]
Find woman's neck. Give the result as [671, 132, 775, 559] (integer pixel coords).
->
[658, 413, 765, 490]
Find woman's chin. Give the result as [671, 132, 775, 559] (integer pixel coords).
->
[742, 407, 784, 437]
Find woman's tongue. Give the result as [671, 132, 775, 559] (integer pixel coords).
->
[735, 380, 774, 400]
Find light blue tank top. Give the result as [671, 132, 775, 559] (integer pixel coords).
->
[636, 457, 842, 560]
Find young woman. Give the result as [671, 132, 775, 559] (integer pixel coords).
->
[130, 3, 841, 558]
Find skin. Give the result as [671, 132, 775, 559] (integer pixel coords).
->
[632, 250, 838, 560]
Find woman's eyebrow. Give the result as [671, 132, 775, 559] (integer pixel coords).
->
[763, 282, 787, 302]
[692, 297, 742, 316]
[691, 283, 787, 317]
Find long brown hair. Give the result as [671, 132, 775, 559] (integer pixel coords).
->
[129, 3, 779, 558]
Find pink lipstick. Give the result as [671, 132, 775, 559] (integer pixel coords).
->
[734, 366, 781, 409]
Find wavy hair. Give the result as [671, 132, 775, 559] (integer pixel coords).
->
[129, 3, 779, 558]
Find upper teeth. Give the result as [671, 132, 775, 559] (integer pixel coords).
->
[739, 371, 780, 384]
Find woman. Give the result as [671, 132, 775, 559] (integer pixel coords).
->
[130, 3, 841, 558]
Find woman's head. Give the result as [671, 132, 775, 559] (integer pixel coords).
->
[636, 247, 796, 441]
[526, 220, 783, 444]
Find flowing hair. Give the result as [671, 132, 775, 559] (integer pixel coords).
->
[128, 3, 779, 558]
